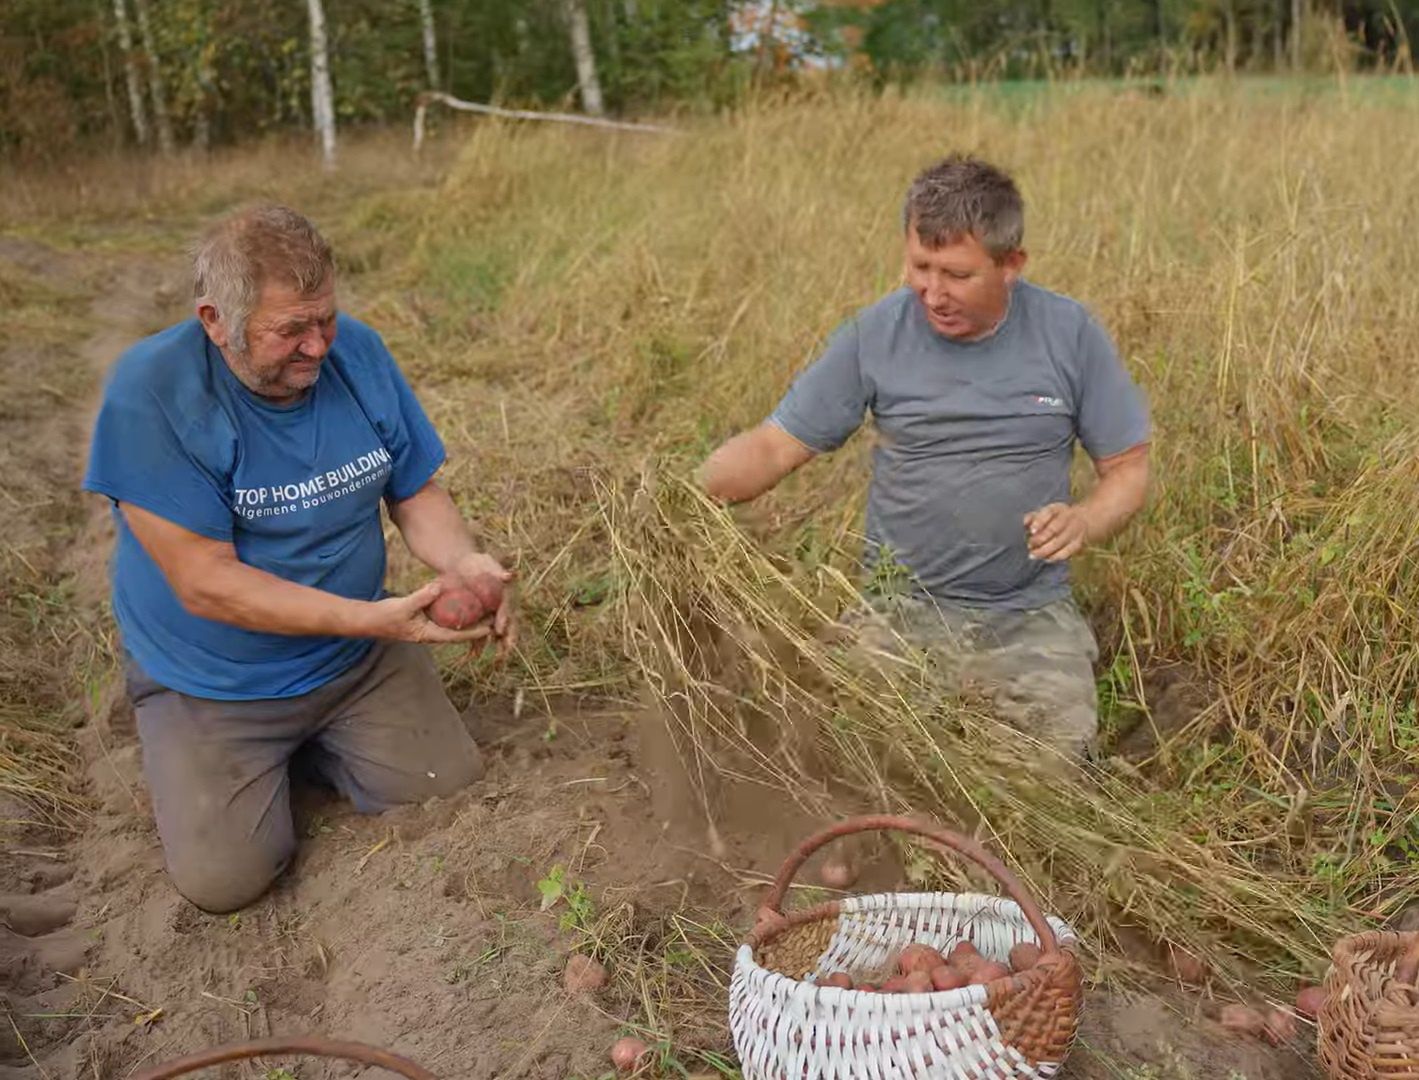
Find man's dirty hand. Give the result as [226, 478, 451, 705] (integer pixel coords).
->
[1023, 503, 1092, 562]
[449, 552, 518, 659]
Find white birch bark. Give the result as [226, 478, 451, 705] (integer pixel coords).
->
[307, 0, 338, 171]
[566, 0, 605, 117]
[113, 0, 150, 147]
[418, 0, 441, 89]
[132, 0, 175, 154]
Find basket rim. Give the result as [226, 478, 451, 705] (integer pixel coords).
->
[747, 888, 1081, 952]
[1333, 927, 1419, 965]
[735, 939, 1081, 1004]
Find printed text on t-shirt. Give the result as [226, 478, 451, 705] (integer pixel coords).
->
[232, 446, 392, 518]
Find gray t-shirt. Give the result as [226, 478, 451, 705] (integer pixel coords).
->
[769, 282, 1150, 611]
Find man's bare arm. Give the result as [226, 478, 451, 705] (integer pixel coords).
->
[698, 422, 817, 504]
[120, 502, 488, 644]
[1024, 442, 1150, 562]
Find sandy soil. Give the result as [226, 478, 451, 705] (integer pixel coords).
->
[0, 237, 1321, 1079]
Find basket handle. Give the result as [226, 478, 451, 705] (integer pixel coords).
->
[757, 814, 1062, 955]
[127, 1036, 436, 1080]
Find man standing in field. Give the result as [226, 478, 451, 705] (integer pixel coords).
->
[83, 205, 514, 912]
[699, 156, 1150, 758]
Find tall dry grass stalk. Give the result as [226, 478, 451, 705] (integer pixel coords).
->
[371, 80, 1419, 985]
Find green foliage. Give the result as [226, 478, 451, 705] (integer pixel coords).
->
[7, 1, 1419, 157]
[536, 864, 596, 931]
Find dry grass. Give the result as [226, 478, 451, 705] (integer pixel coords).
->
[7, 77, 1419, 1012]
[362, 80, 1419, 990]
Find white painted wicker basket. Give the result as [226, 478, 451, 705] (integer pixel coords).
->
[730, 816, 1084, 1080]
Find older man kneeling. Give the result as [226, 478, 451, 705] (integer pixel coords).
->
[84, 205, 514, 912]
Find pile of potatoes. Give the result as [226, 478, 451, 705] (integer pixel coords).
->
[1219, 984, 1328, 1045]
[815, 939, 1043, 994]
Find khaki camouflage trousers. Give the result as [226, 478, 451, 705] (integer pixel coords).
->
[844, 594, 1100, 759]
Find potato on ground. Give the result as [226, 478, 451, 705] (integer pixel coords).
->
[611, 1037, 650, 1073]
[1263, 1009, 1298, 1045]
[1219, 1004, 1266, 1037]
[563, 954, 607, 993]
[819, 859, 858, 889]
[1165, 944, 1208, 986]
[1295, 985, 1327, 1019]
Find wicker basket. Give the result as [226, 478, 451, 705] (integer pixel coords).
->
[730, 815, 1084, 1079]
[1319, 930, 1419, 1079]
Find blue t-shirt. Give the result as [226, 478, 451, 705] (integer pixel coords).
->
[83, 315, 446, 700]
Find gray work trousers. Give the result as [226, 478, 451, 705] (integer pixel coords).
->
[128, 641, 483, 913]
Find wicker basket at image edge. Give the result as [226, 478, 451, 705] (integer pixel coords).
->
[124, 1037, 435, 1080]
[1319, 930, 1419, 1079]
[730, 815, 1085, 1079]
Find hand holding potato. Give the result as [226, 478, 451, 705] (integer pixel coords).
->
[364, 581, 495, 645]
[436, 552, 518, 659]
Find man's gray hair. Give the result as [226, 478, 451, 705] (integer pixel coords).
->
[902, 155, 1024, 258]
[192, 204, 334, 352]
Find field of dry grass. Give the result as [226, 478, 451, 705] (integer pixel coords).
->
[375, 83, 1419, 989]
[6, 77, 1419, 1043]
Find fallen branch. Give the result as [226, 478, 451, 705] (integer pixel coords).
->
[413, 91, 676, 152]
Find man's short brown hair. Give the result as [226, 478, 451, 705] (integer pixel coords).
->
[902, 155, 1024, 258]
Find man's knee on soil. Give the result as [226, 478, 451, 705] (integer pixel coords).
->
[429, 737, 485, 795]
[167, 842, 292, 914]
[338, 733, 485, 814]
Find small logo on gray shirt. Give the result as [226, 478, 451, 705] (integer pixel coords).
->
[1032, 394, 1065, 408]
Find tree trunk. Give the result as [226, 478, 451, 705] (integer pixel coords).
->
[755, 0, 780, 79]
[1095, 0, 1112, 72]
[565, 0, 604, 116]
[1274, 0, 1285, 68]
[132, 0, 175, 154]
[307, 0, 337, 170]
[96, 0, 122, 148]
[193, 50, 216, 152]
[418, 0, 440, 89]
[189, 5, 216, 152]
[1292, 0, 1304, 70]
[1223, 0, 1239, 72]
[112, 0, 150, 147]
[1149, 0, 1164, 47]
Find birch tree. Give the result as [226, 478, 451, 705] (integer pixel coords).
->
[418, 0, 440, 89]
[565, 0, 604, 117]
[193, 46, 216, 152]
[132, 0, 175, 153]
[112, 0, 150, 146]
[307, 0, 337, 170]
